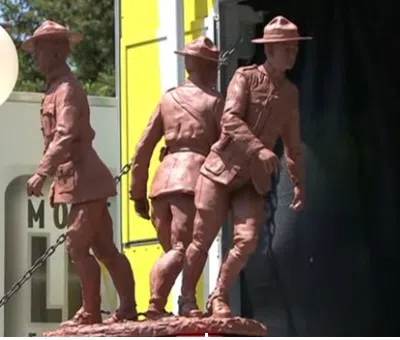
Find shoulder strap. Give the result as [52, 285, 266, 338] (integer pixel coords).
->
[251, 80, 281, 137]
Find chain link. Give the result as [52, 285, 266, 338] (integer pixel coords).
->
[114, 162, 132, 184]
[0, 162, 132, 309]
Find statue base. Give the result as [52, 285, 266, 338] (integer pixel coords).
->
[43, 316, 267, 337]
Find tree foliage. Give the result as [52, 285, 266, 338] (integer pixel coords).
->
[0, 0, 115, 96]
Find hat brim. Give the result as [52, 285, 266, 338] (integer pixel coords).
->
[22, 31, 83, 53]
[251, 36, 312, 44]
[174, 50, 220, 62]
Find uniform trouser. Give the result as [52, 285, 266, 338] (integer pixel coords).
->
[181, 175, 266, 303]
[149, 193, 196, 311]
[66, 198, 136, 316]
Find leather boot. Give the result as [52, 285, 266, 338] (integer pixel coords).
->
[61, 255, 102, 326]
[207, 248, 247, 318]
[102, 253, 137, 323]
[180, 243, 208, 317]
[178, 295, 203, 318]
[147, 243, 184, 319]
[206, 292, 232, 318]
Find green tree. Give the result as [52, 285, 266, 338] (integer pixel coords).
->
[0, 0, 115, 96]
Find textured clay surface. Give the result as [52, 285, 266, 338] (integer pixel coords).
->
[43, 316, 267, 337]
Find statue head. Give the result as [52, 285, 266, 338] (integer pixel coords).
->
[252, 15, 312, 72]
[175, 36, 220, 87]
[22, 20, 82, 75]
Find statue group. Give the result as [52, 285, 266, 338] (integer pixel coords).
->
[23, 15, 311, 337]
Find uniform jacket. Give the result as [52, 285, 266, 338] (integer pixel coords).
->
[201, 64, 304, 195]
[130, 80, 224, 199]
[37, 65, 116, 204]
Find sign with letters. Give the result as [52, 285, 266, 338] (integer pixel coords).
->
[4, 176, 117, 336]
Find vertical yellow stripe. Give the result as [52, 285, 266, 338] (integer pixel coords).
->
[120, 0, 164, 313]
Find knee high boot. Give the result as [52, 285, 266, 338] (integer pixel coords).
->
[62, 255, 102, 325]
[103, 253, 137, 320]
[148, 242, 185, 317]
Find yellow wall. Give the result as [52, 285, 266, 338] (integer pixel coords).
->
[120, 0, 216, 314]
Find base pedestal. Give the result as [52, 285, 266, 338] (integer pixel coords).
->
[43, 316, 267, 337]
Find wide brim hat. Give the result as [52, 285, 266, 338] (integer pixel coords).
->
[251, 15, 312, 44]
[0, 22, 12, 29]
[22, 20, 83, 53]
[174, 36, 220, 62]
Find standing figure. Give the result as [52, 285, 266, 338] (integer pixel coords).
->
[180, 16, 311, 318]
[23, 21, 136, 325]
[129, 37, 224, 319]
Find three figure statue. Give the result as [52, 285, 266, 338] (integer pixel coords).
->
[25, 14, 310, 326]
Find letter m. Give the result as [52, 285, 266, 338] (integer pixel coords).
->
[28, 199, 44, 229]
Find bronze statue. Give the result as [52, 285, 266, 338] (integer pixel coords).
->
[23, 20, 136, 325]
[180, 15, 311, 318]
[130, 36, 224, 319]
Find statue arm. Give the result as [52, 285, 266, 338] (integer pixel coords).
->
[213, 96, 225, 135]
[220, 71, 265, 158]
[129, 104, 164, 199]
[36, 83, 80, 177]
[281, 88, 304, 186]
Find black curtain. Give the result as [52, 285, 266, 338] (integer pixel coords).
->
[240, 0, 399, 336]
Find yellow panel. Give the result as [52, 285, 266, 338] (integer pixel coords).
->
[120, 0, 167, 316]
[120, 0, 162, 244]
[120, 0, 217, 315]
[124, 244, 166, 313]
[124, 42, 164, 242]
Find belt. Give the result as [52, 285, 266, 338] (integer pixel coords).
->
[167, 146, 209, 157]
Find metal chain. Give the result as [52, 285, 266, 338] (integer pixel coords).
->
[0, 162, 132, 309]
[263, 171, 297, 336]
[0, 233, 66, 309]
[218, 31, 243, 70]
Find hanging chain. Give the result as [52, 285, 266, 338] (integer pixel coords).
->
[0, 233, 67, 309]
[218, 31, 243, 70]
[0, 162, 132, 309]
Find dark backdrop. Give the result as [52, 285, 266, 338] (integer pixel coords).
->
[234, 0, 399, 336]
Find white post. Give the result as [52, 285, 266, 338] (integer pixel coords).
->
[159, 0, 185, 91]
[158, 0, 185, 314]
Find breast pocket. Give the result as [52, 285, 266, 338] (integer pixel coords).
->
[40, 103, 56, 137]
[55, 160, 76, 194]
[248, 92, 270, 130]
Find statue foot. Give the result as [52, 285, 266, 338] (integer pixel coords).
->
[145, 308, 174, 320]
[60, 308, 102, 327]
[178, 295, 204, 318]
[207, 295, 232, 318]
[103, 309, 139, 324]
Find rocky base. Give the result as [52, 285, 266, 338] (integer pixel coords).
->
[43, 316, 267, 337]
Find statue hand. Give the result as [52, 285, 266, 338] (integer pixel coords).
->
[290, 185, 304, 212]
[134, 198, 150, 220]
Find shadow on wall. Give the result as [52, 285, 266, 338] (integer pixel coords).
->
[239, 0, 398, 336]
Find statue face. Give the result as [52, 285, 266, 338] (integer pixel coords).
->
[32, 38, 69, 74]
[265, 41, 299, 72]
[32, 40, 50, 73]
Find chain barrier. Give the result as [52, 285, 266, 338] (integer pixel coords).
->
[217, 31, 243, 70]
[0, 162, 132, 310]
[263, 171, 297, 336]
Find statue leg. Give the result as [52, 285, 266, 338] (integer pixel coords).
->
[147, 194, 196, 319]
[61, 200, 104, 326]
[207, 184, 266, 318]
[151, 195, 173, 253]
[91, 200, 137, 323]
[180, 175, 230, 317]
